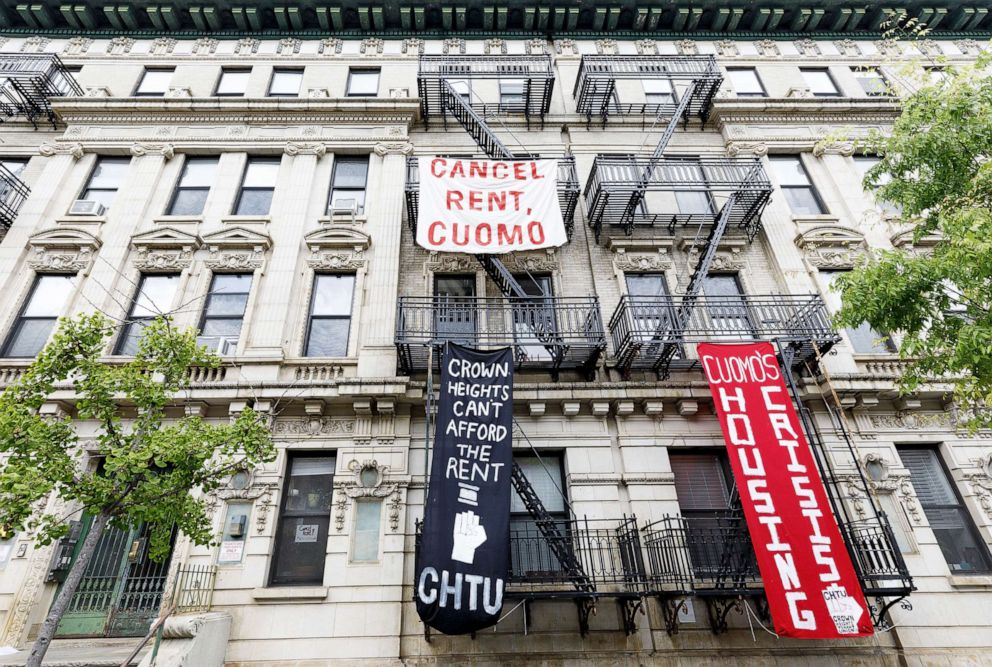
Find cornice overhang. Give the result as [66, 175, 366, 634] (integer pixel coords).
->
[49, 97, 422, 125]
[0, 1, 990, 38]
[711, 97, 903, 126]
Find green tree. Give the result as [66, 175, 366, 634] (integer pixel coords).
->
[833, 50, 992, 428]
[0, 313, 274, 666]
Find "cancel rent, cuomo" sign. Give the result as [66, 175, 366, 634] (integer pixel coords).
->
[415, 343, 514, 635]
[416, 157, 567, 254]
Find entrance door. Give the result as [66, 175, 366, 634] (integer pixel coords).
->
[702, 274, 755, 339]
[55, 519, 174, 638]
[434, 275, 477, 345]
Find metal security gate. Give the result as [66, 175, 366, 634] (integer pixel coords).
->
[55, 519, 173, 638]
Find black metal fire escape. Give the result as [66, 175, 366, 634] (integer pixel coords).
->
[0, 54, 82, 128]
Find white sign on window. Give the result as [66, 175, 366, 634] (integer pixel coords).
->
[295, 524, 319, 543]
[416, 157, 566, 254]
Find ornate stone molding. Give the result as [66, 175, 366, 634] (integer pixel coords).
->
[304, 227, 370, 271]
[812, 140, 856, 157]
[343, 460, 397, 499]
[682, 238, 746, 272]
[834, 39, 861, 56]
[319, 38, 343, 55]
[595, 39, 618, 55]
[202, 227, 271, 271]
[272, 416, 356, 436]
[401, 39, 423, 55]
[725, 141, 767, 157]
[204, 471, 278, 534]
[755, 40, 779, 56]
[954, 39, 983, 55]
[284, 142, 327, 157]
[612, 247, 673, 272]
[867, 410, 956, 431]
[525, 39, 547, 55]
[714, 40, 739, 57]
[130, 143, 175, 160]
[387, 489, 404, 532]
[234, 38, 260, 55]
[360, 38, 383, 55]
[39, 142, 84, 160]
[278, 38, 302, 55]
[495, 249, 559, 273]
[131, 227, 201, 272]
[27, 228, 101, 273]
[964, 453, 992, 521]
[638, 39, 661, 55]
[425, 252, 476, 274]
[875, 39, 903, 56]
[373, 142, 414, 156]
[554, 39, 578, 56]
[107, 36, 134, 55]
[191, 37, 218, 55]
[916, 39, 941, 56]
[63, 36, 92, 55]
[794, 39, 821, 56]
[484, 38, 506, 55]
[20, 36, 50, 53]
[890, 229, 940, 254]
[149, 37, 177, 55]
[794, 225, 868, 269]
[442, 38, 466, 55]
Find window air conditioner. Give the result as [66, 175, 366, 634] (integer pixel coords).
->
[196, 336, 237, 356]
[69, 200, 106, 216]
[329, 198, 357, 221]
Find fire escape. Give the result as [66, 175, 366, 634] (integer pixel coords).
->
[0, 164, 30, 232]
[575, 55, 913, 634]
[399, 55, 605, 380]
[0, 54, 82, 128]
[408, 55, 641, 637]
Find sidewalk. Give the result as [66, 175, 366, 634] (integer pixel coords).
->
[0, 639, 147, 666]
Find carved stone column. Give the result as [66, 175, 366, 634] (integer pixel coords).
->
[357, 143, 413, 377]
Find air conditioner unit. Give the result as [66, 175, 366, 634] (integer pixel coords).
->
[197, 336, 237, 356]
[329, 198, 358, 220]
[69, 200, 105, 216]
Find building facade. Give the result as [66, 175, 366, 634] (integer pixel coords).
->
[0, 14, 990, 667]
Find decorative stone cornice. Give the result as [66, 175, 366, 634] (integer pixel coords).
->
[202, 227, 271, 272]
[284, 142, 327, 157]
[130, 143, 175, 159]
[304, 227, 370, 271]
[373, 142, 414, 157]
[812, 140, 856, 157]
[725, 141, 767, 157]
[27, 228, 101, 274]
[131, 227, 201, 272]
[425, 252, 476, 274]
[38, 142, 84, 160]
[794, 225, 868, 269]
[494, 249, 558, 273]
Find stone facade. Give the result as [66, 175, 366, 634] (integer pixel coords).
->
[0, 35, 988, 666]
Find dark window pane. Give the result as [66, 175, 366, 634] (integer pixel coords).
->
[332, 159, 369, 188]
[626, 274, 669, 297]
[168, 189, 208, 216]
[311, 275, 355, 315]
[205, 293, 249, 317]
[116, 321, 148, 356]
[305, 319, 350, 357]
[271, 516, 330, 584]
[5, 319, 56, 357]
[200, 318, 244, 339]
[235, 190, 273, 215]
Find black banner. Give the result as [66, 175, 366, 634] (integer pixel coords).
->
[416, 343, 514, 635]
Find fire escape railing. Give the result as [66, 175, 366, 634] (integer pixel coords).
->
[0, 164, 30, 231]
[0, 54, 82, 128]
[573, 55, 722, 123]
[418, 55, 555, 126]
[609, 293, 838, 377]
[395, 296, 605, 378]
[584, 156, 772, 242]
[405, 156, 580, 240]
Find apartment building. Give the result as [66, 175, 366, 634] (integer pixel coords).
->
[0, 4, 989, 665]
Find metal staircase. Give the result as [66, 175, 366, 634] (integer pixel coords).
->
[440, 80, 514, 160]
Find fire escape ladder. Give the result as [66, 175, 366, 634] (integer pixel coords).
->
[618, 80, 698, 235]
[440, 79, 514, 160]
[511, 460, 595, 594]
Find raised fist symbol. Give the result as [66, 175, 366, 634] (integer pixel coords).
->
[451, 510, 487, 564]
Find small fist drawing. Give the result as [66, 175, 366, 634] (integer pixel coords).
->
[451, 510, 488, 565]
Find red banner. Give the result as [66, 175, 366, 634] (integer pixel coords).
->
[699, 342, 873, 639]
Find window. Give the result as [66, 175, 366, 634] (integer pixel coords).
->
[643, 78, 675, 105]
[820, 270, 897, 353]
[726, 68, 766, 97]
[2, 275, 75, 357]
[926, 67, 948, 85]
[304, 274, 355, 357]
[0, 158, 27, 177]
[801, 68, 840, 96]
[435, 275, 477, 344]
[852, 156, 900, 215]
[217, 502, 251, 564]
[673, 158, 714, 216]
[853, 67, 888, 96]
[166, 157, 217, 216]
[233, 158, 280, 215]
[79, 157, 130, 211]
[898, 447, 992, 573]
[328, 157, 369, 215]
[499, 80, 526, 109]
[512, 274, 555, 362]
[702, 274, 754, 338]
[115, 274, 180, 355]
[352, 500, 382, 562]
[215, 68, 250, 96]
[271, 454, 335, 585]
[768, 156, 826, 216]
[510, 454, 566, 576]
[198, 273, 252, 353]
[135, 68, 174, 96]
[625, 273, 672, 338]
[346, 68, 380, 97]
[268, 68, 303, 97]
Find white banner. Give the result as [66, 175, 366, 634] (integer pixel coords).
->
[416, 157, 566, 254]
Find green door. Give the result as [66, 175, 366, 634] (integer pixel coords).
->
[55, 519, 173, 638]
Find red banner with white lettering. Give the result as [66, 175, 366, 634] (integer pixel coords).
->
[699, 342, 872, 639]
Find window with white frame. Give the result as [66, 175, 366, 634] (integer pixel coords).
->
[768, 156, 827, 216]
[328, 157, 369, 215]
[800, 68, 840, 96]
[852, 156, 900, 215]
[304, 274, 355, 357]
[215, 68, 251, 96]
[852, 67, 889, 96]
[167, 157, 218, 216]
[79, 157, 130, 212]
[726, 68, 766, 97]
[135, 68, 174, 96]
[198, 273, 252, 353]
[115, 274, 180, 355]
[268, 68, 303, 97]
[233, 158, 280, 216]
[346, 68, 380, 96]
[1, 275, 75, 358]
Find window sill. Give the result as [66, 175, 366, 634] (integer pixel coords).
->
[252, 586, 328, 603]
[948, 574, 992, 590]
[790, 214, 840, 225]
[55, 215, 107, 226]
[318, 214, 367, 225]
[222, 215, 271, 225]
[154, 215, 204, 225]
